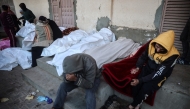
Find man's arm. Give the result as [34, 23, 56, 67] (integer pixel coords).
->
[136, 45, 149, 69]
[28, 10, 36, 23]
[139, 55, 178, 83]
[74, 67, 97, 89]
[18, 16, 24, 20]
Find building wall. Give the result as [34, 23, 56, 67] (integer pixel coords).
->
[111, 0, 163, 30]
[12, 0, 164, 44]
[13, 0, 49, 20]
[76, 0, 112, 32]
[76, 0, 164, 43]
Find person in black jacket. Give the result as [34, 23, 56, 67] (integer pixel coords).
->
[127, 30, 179, 109]
[38, 16, 63, 41]
[18, 3, 36, 24]
[178, 18, 190, 65]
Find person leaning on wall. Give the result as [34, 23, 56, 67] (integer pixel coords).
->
[127, 30, 180, 109]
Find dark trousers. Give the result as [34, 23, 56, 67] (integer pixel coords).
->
[181, 41, 190, 61]
[131, 66, 166, 107]
[4, 27, 16, 47]
[31, 46, 45, 67]
[53, 78, 100, 109]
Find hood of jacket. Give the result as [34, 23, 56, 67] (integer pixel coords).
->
[148, 30, 180, 64]
[63, 54, 84, 74]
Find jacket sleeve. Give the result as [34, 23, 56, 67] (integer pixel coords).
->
[19, 16, 24, 20]
[28, 10, 36, 23]
[136, 45, 149, 69]
[74, 66, 97, 89]
[139, 55, 178, 83]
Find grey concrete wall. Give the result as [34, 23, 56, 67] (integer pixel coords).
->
[48, 0, 164, 44]
[95, 0, 164, 44]
[110, 26, 158, 44]
[48, 0, 53, 20]
[154, 0, 164, 30]
[96, 17, 110, 31]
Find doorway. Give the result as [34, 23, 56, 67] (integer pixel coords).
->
[51, 0, 75, 28]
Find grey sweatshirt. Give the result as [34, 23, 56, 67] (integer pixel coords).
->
[62, 53, 101, 89]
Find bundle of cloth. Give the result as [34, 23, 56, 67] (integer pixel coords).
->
[43, 28, 116, 76]
[0, 38, 10, 50]
[102, 42, 156, 106]
[15, 21, 36, 50]
[0, 48, 32, 71]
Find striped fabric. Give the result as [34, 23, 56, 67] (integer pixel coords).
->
[43, 25, 52, 41]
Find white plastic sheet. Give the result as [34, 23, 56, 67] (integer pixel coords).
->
[0, 48, 32, 71]
[15, 21, 36, 50]
[46, 28, 115, 76]
[41, 30, 88, 56]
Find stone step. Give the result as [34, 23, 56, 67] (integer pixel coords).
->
[113, 64, 190, 109]
[36, 57, 62, 80]
[21, 67, 114, 109]
[21, 67, 61, 100]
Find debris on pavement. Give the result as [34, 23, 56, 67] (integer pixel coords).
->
[25, 95, 34, 100]
[37, 96, 53, 104]
[1, 98, 9, 102]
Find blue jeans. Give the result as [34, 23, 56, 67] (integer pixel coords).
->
[53, 78, 100, 109]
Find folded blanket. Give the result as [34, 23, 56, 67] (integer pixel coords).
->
[102, 41, 156, 106]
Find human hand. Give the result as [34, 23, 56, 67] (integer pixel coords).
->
[130, 79, 139, 86]
[130, 67, 139, 74]
[66, 74, 77, 81]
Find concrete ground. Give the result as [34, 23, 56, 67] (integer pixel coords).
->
[0, 66, 53, 109]
[0, 66, 128, 109]
[0, 64, 190, 109]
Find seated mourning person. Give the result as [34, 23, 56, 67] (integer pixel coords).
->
[31, 16, 53, 67]
[39, 16, 63, 41]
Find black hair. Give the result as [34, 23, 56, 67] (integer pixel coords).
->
[19, 3, 27, 11]
[39, 16, 47, 21]
[2, 5, 8, 11]
[154, 42, 167, 53]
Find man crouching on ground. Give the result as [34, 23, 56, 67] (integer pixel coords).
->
[52, 53, 101, 109]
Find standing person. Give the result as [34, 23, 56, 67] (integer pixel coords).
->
[37, 16, 62, 41]
[127, 30, 179, 109]
[18, 3, 36, 23]
[178, 18, 190, 65]
[52, 53, 101, 109]
[0, 5, 17, 47]
[7, 5, 21, 32]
